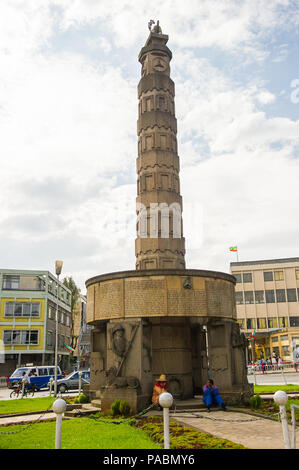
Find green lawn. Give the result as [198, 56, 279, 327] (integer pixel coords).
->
[254, 384, 299, 394]
[0, 417, 161, 449]
[0, 397, 56, 415]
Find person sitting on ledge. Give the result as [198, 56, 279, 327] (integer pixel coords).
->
[152, 374, 168, 410]
[203, 379, 226, 412]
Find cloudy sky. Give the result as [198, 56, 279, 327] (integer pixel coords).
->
[0, 0, 298, 293]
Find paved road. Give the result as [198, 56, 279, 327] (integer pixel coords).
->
[247, 372, 299, 386]
[0, 387, 79, 400]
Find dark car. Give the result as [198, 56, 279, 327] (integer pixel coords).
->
[48, 370, 90, 393]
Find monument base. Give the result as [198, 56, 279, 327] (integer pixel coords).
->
[86, 269, 253, 408]
[98, 387, 150, 415]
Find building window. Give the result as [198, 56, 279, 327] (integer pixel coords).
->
[4, 303, 14, 316]
[237, 319, 245, 329]
[282, 345, 289, 356]
[66, 316, 70, 327]
[290, 317, 299, 327]
[47, 331, 53, 347]
[274, 270, 284, 281]
[235, 292, 244, 304]
[244, 291, 254, 304]
[257, 318, 266, 329]
[14, 303, 22, 316]
[272, 346, 280, 357]
[271, 336, 279, 343]
[31, 303, 40, 317]
[280, 335, 288, 342]
[255, 291, 265, 303]
[268, 317, 278, 329]
[279, 317, 288, 328]
[264, 272, 273, 282]
[4, 301, 41, 318]
[3, 329, 39, 345]
[287, 289, 297, 302]
[242, 273, 252, 283]
[2, 275, 20, 289]
[276, 289, 286, 303]
[234, 273, 242, 283]
[295, 269, 299, 280]
[246, 318, 256, 329]
[265, 290, 275, 303]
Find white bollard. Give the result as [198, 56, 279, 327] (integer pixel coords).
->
[78, 371, 82, 397]
[53, 398, 67, 449]
[49, 377, 53, 396]
[159, 392, 173, 450]
[274, 390, 291, 449]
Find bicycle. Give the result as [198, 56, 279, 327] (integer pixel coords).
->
[10, 382, 35, 399]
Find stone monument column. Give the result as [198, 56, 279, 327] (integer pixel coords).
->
[85, 23, 253, 412]
[135, 23, 186, 270]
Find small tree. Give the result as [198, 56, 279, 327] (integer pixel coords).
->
[63, 276, 81, 353]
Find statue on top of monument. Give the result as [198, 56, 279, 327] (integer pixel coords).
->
[148, 19, 162, 34]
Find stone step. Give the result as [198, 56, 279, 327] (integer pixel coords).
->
[64, 405, 100, 418]
[90, 399, 102, 409]
[172, 399, 205, 410]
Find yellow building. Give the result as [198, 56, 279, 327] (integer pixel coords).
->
[230, 257, 299, 363]
[0, 269, 72, 375]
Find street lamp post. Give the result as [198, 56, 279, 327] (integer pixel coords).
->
[54, 260, 63, 397]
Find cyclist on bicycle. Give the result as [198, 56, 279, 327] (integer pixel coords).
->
[22, 371, 30, 392]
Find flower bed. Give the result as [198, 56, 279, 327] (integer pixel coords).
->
[247, 396, 299, 423]
[134, 416, 246, 449]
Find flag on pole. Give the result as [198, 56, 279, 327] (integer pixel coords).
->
[229, 246, 238, 252]
[250, 330, 256, 338]
[65, 344, 75, 352]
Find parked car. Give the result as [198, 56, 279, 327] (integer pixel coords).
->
[8, 366, 62, 390]
[48, 370, 90, 393]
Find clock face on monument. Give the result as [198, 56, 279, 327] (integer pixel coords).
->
[152, 56, 167, 72]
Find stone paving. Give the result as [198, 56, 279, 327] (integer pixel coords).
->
[169, 409, 295, 449]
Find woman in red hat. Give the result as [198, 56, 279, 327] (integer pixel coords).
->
[152, 374, 168, 408]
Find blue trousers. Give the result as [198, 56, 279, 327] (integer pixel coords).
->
[203, 388, 224, 408]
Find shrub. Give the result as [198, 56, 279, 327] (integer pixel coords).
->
[78, 394, 89, 404]
[249, 394, 263, 409]
[119, 400, 131, 417]
[111, 399, 132, 417]
[111, 399, 122, 416]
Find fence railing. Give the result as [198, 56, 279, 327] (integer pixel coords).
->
[247, 361, 298, 375]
